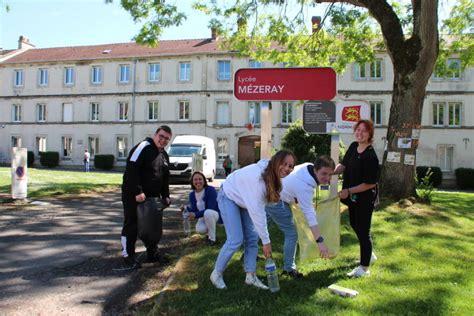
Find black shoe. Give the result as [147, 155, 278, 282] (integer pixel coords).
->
[207, 239, 217, 246]
[113, 256, 141, 271]
[147, 250, 170, 264]
[281, 269, 303, 279]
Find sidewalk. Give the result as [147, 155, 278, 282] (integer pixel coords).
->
[0, 184, 199, 315]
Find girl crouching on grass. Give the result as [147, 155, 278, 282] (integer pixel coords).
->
[210, 150, 296, 290]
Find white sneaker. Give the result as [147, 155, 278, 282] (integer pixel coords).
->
[370, 253, 378, 264]
[245, 274, 269, 290]
[354, 253, 378, 265]
[346, 266, 370, 278]
[210, 270, 227, 289]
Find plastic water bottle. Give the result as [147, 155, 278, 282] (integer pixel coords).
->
[182, 209, 191, 235]
[265, 258, 280, 293]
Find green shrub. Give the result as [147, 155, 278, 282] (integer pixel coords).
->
[415, 167, 436, 204]
[416, 166, 442, 187]
[281, 120, 345, 164]
[455, 168, 474, 189]
[40, 151, 59, 168]
[27, 151, 35, 167]
[94, 154, 115, 170]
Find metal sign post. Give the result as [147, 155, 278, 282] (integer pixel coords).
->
[260, 102, 272, 159]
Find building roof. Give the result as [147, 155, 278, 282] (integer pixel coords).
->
[2, 38, 228, 64]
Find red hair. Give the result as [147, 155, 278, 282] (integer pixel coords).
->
[354, 119, 375, 143]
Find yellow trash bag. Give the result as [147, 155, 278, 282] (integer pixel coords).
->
[290, 196, 340, 262]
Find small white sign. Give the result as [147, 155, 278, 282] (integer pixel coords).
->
[334, 100, 370, 134]
[387, 151, 401, 163]
[398, 138, 412, 149]
[404, 154, 415, 165]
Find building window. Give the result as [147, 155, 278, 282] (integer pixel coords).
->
[281, 102, 294, 125]
[88, 136, 100, 157]
[91, 66, 102, 84]
[64, 67, 75, 85]
[11, 136, 22, 148]
[249, 60, 263, 68]
[432, 102, 444, 126]
[36, 136, 47, 154]
[63, 103, 73, 122]
[218, 60, 231, 80]
[117, 136, 128, 159]
[438, 145, 454, 172]
[216, 101, 230, 125]
[433, 58, 462, 80]
[90, 102, 100, 122]
[14, 69, 24, 87]
[369, 60, 382, 79]
[119, 64, 130, 83]
[62, 136, 73, 158]
[118, 102, 129, 121]
[179, 62, 191, 81]
[447, 59, 461, 79]
[38, 68, 48, 86]
[249, 102, 261, 125]
[217, 137, 229, 160]
[448, 102, 461, 127]
[353, 59, 383, 80]
[148, 63, 160, 82]
[37, 103, 46, 122]
[370, 101, 383, 126]
[12, 104, 22, 122]
[178, 100, 190, 120]
[148, 101, 159, 121]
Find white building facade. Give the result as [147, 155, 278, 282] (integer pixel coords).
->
[0, 36, 472, 185]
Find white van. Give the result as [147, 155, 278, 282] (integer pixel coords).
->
[167, 135, 216, 181]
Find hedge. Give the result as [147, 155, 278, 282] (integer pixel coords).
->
[416, 166, 443, 188]
[455, 168, 474, 189]
[40, 151, 60, 168]
[27, 151, 35, 168]
[94, 154, 115, 170]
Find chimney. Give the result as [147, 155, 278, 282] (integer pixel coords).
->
[18, 35, 35, 50]
[211, 27, 219, 41]
[311, 16, 322, 34]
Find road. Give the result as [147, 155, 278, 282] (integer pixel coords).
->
[0, 179, 223, 315]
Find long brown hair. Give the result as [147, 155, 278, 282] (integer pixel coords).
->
[262, 150, 296, 203]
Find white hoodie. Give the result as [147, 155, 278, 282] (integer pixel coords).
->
[222, 160, 270, 244]
[280, 163, 319, 227]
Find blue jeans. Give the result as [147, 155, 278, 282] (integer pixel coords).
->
[214, 188, 259, 273]
[84, 161, 90, 172]
[265, 200, 298, 271]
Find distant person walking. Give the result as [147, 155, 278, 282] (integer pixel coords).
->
[334, 120, 379, 278]
[83, 149, 90, 172]
[120, 125, 172, 269]
[223, 156, 233, 177]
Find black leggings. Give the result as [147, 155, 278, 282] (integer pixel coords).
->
[347, 193, 374, 267]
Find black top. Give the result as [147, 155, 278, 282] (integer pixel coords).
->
[341, 142, 379, 192]
[122, 137, 170, 199]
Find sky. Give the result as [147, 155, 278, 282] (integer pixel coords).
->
[1, 0, 215, 49]
[1, 0, 455, 50]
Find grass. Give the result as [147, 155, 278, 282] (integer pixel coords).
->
[146, 191, 474, 316]
[0, 167, 122, 199]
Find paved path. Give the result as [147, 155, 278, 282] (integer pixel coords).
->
[0, 181, 221, 315]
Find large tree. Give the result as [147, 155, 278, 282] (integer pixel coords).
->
[117, 0, 473, 200]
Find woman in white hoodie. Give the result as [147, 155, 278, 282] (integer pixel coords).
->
[210, 150, 296, 290]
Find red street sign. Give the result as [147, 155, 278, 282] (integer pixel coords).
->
[234, 67, 336, 101]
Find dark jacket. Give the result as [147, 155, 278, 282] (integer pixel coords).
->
[122, 137, 170, 199]
[186, 186, 222, 223]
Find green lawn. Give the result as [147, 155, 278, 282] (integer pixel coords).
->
[147, 191, 474, 316]
[0, 167, 122, 199]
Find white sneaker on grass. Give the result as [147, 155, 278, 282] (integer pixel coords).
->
[347, 266, 370, 278]
[354, 252, 378, 265]
[210, 270, 227, 289]
[245, 274, 269, 290]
